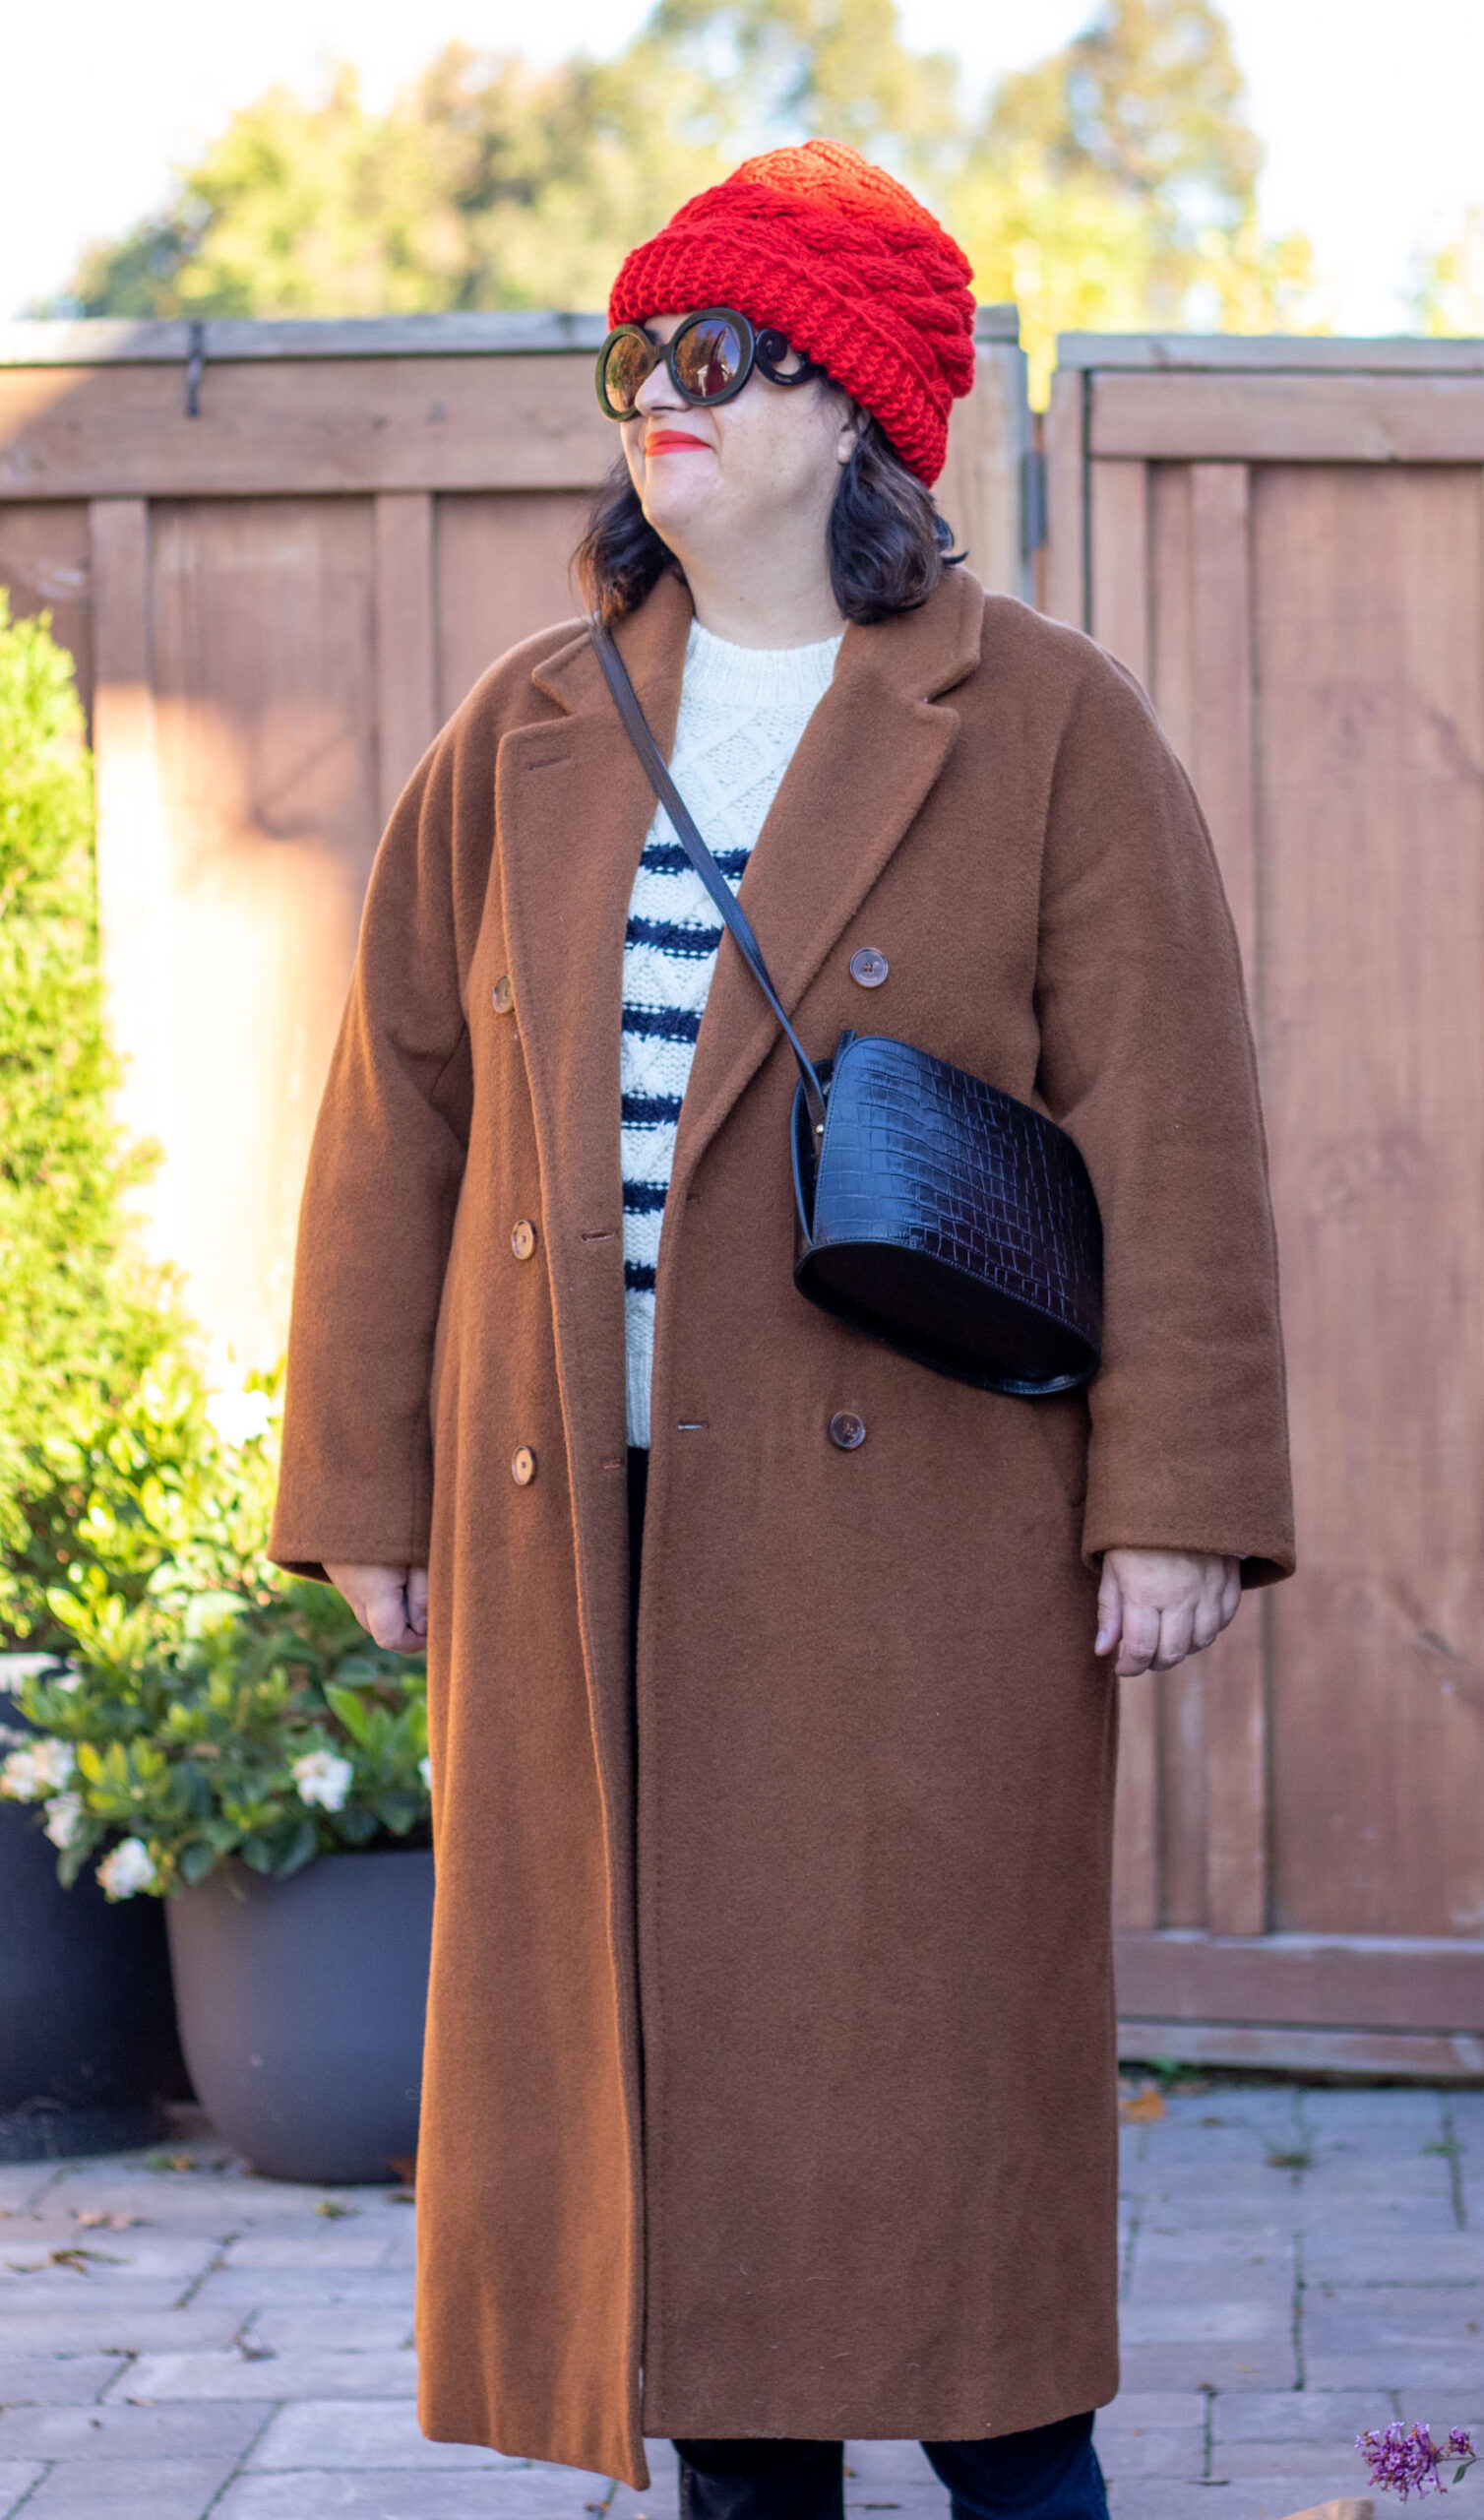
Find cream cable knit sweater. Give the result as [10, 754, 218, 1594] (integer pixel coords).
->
[620, 615, 843, 1448]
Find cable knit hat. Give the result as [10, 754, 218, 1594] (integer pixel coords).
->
[607, 138, 977, 487]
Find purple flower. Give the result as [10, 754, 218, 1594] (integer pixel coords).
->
[1358, 2423, 1478, 2499]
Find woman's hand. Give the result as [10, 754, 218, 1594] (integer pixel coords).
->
[324, 1563, 429, 1656]
[1095, 1546, 1241, 1677]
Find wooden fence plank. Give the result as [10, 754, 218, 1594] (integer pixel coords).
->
[1115, 1929, 1484, 2031]
[0, 502, 93, 714]
[1183, 459, 1269, 1936]
[1092, 371, 1484, 463]
[1256, 465, 1484, 1937]
[435, 491, 591, 723]
[374, 493, 438, 825]
[1147, 463, 1194, 771]
[1119, 2021, 1484, 2079]
[0, 358, 614, 500]
[938, 340, 1031, 598]
[1089, 459, 1149, 685]
[89, 497, 171, 1180]
[1041, 368, 1086, 628]
[1112, 1670, 1158, 1930]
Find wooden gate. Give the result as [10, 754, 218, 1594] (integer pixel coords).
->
[0, 306, 1031, 1376]
[1045, 334, 1484, 2074]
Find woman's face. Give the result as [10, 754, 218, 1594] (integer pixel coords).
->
[619, 310, 862, 565]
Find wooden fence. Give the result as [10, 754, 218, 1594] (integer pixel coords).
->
[5, 313, 1484, 2073]
[0, 307, 1028, 1370]
[1045, 332, 1484, 2075]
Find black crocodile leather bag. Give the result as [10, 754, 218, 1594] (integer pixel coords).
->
[590, 618, 1103, 1396]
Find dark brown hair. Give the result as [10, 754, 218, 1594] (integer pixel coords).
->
[574, 415, 961, 628]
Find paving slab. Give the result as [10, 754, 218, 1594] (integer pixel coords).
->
[18, 2455, 241, 2517]
[245, 2398, 527, 2470]
[0, 2356, 127, 2406]
[216, 2472, 622, 2516]
[112, 2347, 420, 2402]
[0, 2464, 45, 2518]
[0, 2398, 268, 2458]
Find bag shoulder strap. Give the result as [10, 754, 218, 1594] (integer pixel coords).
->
[588, 613, 827, 1134]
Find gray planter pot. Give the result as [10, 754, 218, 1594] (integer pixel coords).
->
[0, 1798, 186, 2160]
[165, 1846, 434, 2183]
[0, 1660, 187, 2163]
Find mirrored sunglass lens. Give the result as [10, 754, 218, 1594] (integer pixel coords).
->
[601, 334, 650, 411]
[674, 318, 745, 401]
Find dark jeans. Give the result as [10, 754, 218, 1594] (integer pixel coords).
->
[673, 2417, 1108, 2519]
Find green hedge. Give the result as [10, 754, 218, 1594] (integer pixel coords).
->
[0, 594, 180, 1643]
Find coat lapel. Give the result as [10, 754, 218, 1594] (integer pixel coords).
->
[670, 563, 986, 1198]
[495, 573, 695, 1752]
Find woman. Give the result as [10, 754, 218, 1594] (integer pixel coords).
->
[271, 140, 1293, 2520]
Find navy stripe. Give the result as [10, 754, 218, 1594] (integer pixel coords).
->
[622, 1091, 683, 1126]
[623, 1180, 668, 1216]
[624, 1260, 657, 1292]
[642, 838, 749, 880]
[626, 914, 723, 959]
[621, 1003, 702, 1044]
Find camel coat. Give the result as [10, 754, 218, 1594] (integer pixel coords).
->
[270, 564, 1294, 2488]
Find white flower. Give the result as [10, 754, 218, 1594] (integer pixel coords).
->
[291, 1749, 354, 1812]
[205, 1388, 276, 1447]
[1, 1738, 77, 1801]
[43, 1793, 84, 1849]
[97, 1838, 156, 1899]
[418, 1755, 432, 1789]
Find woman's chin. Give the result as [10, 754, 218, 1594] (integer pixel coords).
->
[639, 472, 717, 539]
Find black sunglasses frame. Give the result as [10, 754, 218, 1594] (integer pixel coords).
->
[595, 307, 822, 420]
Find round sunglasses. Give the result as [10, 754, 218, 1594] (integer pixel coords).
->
[595, 308, 821, 420]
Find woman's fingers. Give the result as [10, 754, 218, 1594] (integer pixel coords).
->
[1153, 1600, 1197, 1670]
[1114, 1596, 1162, 1676]
[1094, 1561, 1124, 1659]
[324, 1562, 428, 1655]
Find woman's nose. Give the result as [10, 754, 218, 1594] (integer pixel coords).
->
[634, 351, 686, 416]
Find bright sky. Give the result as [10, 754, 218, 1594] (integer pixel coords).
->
[7, 0, 1481, 332]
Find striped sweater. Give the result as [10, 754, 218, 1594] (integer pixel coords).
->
[621, 615, 843, 1447]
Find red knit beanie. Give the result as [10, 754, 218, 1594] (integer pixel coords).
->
[607, 138, 976, 487]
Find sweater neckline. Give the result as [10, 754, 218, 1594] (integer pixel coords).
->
[681, 615, 843, 712]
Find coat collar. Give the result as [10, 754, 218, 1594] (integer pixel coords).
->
[516, 563, 985, 1199]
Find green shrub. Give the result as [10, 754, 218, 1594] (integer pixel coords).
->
[1, 1373, 430, 1895]
[0, 594, 179, 1645]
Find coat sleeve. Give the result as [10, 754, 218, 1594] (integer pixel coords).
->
[1033, 643, 1295, 1588]
[267, 717, 480, 1583]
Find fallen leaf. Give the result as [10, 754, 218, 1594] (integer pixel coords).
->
[1120, 2086, 1166, 2123]
[75, 2211, 144, 2231]
[314, 2199, 356, 2219]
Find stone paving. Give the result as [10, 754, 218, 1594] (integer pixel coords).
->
[0, 2081, 1479, 2519]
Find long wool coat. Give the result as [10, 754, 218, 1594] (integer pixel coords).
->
[270, 563, 1295, 2488]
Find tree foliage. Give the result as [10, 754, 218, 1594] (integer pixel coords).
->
[1413, 206, 1484, 336]
[53, 0, 1318, 402]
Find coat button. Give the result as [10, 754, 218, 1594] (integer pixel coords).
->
[848, 947, 889, 988]
[511, 1445, 537, 1485]
[492, 974, 514, 1014]
[512, 1219, 537, 1261]
[828, 1411, 867, 1450]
